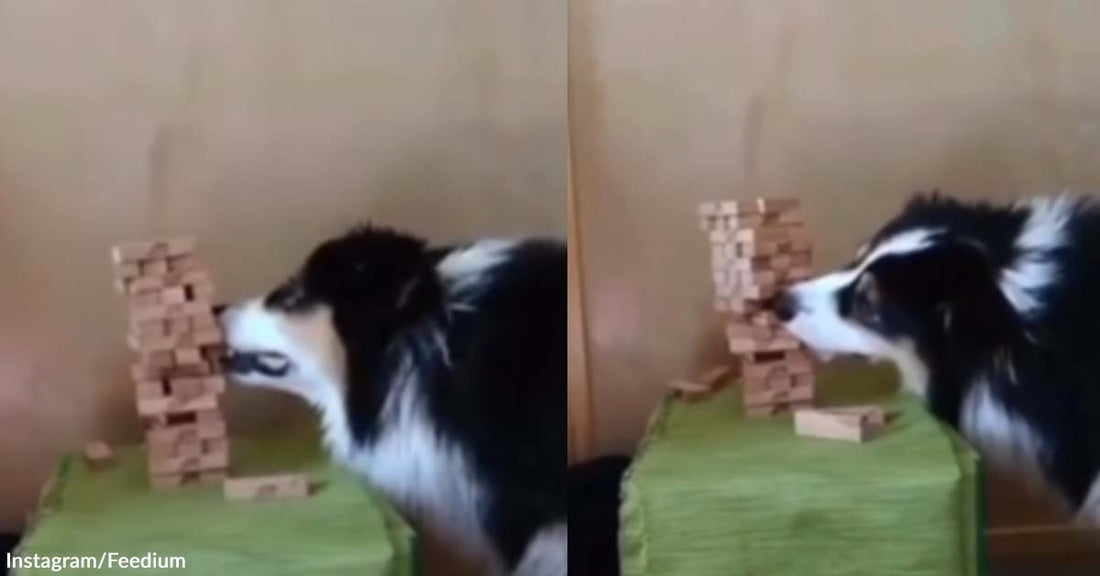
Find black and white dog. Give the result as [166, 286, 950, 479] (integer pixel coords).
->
[777, 193, 1100, 520]
[220, 227, 566, 576]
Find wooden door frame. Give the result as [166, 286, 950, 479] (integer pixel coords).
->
[567, 147, 594, 463]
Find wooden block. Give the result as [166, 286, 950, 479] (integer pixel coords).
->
[173, 361, 215, 377]
[131, 363, 164, 381]
[125, 275, 166, 294]
[696, 365, 731, 388]
[133, 319, 167, 339]
[735, 226, 808, 245]
[161, 287, 187, 305]
[175, 348, 203, 366]
[203, 375, 227, 394]
[728, 335, 800, 355]
[129, 302, 169, 323]
[726, 255, 773, 273]
[714, 297, 763, 315]
[196, 409, 222, 426]
[191, 313, 218, 331]
[755, 198, 800, 214]
[794, 409, 870, 442]
[127, 332, 177, 353]
[703, 214, 767, 231]
[726, 323, 775, 341]
[163, 269, 210, 288]
[128, 291, 161, 308]
[699, 200, 759, 217]
[169, 376, 205, 400]
[224, 474, 310, 502]
[178, 329, 223, 347]
[165, 318, 191, 336]
[763, 209, 805, 225]
[177, 437, 203, 459]
[136, 380, 166, 400]
[826, 405, 888, 427]
[140, 258, 169, 277]
[136, 392, 219, 418]
[146, 421, 226, 446]
[744, 382, 815, 407]
[167, 255, 197, 273]
[749, 311, 779, 327]
[83, 442, 115, 469]
[112, 237, 196, 264]
[189, 282, 216, 302]
[668, 379, 714, 402]
[149, 448, 229, 475]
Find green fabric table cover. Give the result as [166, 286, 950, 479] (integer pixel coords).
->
[18, 430, 420, 576]
[622, 365, 985, 576]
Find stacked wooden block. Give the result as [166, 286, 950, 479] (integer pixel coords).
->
[699, 198, 816, 417]
[111, 237, 230, 490]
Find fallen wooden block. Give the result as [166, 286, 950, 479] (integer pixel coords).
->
[794, 406, 887, 443]
[83, 442, 115, 469]
[826, 405, 889, 427]
[667, 365, 732, 402]
[223, 474, 310, 502]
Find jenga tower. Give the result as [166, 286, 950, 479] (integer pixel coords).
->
[699, 198, 816, 418]
[110, 237, 230, 490]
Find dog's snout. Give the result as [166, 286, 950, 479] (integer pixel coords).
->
[775, 290, 799, 322]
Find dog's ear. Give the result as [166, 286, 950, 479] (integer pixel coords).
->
[926, 239, 1018, 343]
[305, 225, 441, 319]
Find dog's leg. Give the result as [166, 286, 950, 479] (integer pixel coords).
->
[512, 522, 566, 576]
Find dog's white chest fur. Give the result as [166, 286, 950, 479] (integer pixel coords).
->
[329, 380, 493, 566]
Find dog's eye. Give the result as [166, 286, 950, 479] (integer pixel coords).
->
[852, 292, 879, 325]
[851, 273, 882, 325]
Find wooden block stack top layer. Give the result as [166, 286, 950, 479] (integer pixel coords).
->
[111, 237, 230, 489]
[698, 198, 817, 417]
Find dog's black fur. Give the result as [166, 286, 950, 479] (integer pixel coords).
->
[235, 228, 566, 572]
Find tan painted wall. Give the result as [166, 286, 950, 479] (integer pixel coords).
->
[0, 0, 564, 529]
[570, 0, 1100, 454]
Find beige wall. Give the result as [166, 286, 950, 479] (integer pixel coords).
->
[570, 0, 1100, 454]
[0, 0, 564, 529]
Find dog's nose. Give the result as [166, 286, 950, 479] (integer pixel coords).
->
[775, 290, 799, 322]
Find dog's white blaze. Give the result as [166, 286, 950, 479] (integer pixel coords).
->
[513, 522, 566, 576]
[960, 379, 1045, 476]
[1000, 196, 1075, 316]
[437, 239, 516, 296]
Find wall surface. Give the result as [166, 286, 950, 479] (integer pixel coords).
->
[0, 0, 564, 529]
[570, 0, 1100, 454]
